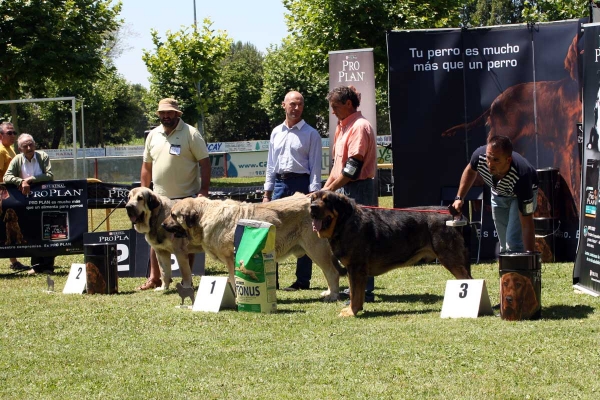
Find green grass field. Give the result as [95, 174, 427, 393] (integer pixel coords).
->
[1, 190, 599, 399]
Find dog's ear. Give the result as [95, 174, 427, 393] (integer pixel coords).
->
[146, 191, 161, 210]
[310, 191, 320, 202]
[564, 34, 579, 82]
[521, 277, 539, 317]
[332, 191, 355, 219]
[185, 209, 199, 228]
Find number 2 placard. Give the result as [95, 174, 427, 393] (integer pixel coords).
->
[63, 263, 87, 294]
[193, 276, 237, 312]
[440, 279, 493, 318]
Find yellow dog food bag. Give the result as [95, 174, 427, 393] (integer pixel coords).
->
[234, 219, 277, 313]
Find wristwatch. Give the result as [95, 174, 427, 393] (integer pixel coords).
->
[455, 196, 462, 201]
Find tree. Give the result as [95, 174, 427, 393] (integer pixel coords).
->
[206, 42, 270, 142]
[15, 67, 150, 149]
[261, 37, 329, 135]
[0, 0, 122, 131]
[264, 0, 465, 135]
[267, 0, 588, 137]
[142, 19, 231, 138]
[463, 0, 588, 26]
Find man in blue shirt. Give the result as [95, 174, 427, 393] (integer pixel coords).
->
[263, 90, 322, 290]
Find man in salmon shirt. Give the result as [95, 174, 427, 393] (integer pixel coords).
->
[323, 85, 377, 302]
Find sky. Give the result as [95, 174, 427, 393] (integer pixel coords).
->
[113, 0, 290, 88]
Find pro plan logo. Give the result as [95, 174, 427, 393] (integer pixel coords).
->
[42, 183, 66, 190]
[99, 231, 130, 242]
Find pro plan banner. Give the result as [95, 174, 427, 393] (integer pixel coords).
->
[328, 48, 379, 203]
[574, 22, 600, 295]
[388, 20, 582, 260]
[87, 182, 132, 209]
[0, 180, 87, 258]
[328, 48, 377, 138]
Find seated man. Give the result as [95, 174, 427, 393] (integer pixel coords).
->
[4, 133, 56, 274]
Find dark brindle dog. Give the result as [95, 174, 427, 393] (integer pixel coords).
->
[309, 190, 473, 317]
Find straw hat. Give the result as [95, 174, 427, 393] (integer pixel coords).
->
[156, 98, 183, 115]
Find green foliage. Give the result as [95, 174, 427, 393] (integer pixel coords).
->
[0, 0, 121, 114]
[142, 19, 232, 135]
[0, 0, 147, 148]
[463, 0, 588, 26]
[267, 0, 465, 136]
[261, 37, 329, 134]
[205, 42, 271, 142]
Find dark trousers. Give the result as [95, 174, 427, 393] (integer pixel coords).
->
[338, 179, 376, 293]
[31, 256, 55, 273]
[273, 175, 312, 286]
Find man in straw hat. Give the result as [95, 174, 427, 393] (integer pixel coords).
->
[137, 97, 211, 290]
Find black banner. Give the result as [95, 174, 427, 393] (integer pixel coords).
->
[0, 180, 88, 258]
[87, 182, 132, 209]
[388, 20, 582, 260]
[574, 22, 600, 295]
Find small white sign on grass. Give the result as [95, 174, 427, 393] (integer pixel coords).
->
[440, 279, 493, 318]
[63, 263, 87, 294]
[193, 276, 237, 313]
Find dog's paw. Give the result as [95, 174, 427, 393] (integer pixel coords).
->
[339, 306, 356, 317]
[320, 290, 339, 302]
[154, 286, 166, 291]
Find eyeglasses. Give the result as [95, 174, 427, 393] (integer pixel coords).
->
[3, 130, 16, 136]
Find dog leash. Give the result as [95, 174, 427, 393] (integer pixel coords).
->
[359, 205, 451, 214]
[91, 198, 126, 232]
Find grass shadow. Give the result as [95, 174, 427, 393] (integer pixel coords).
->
[376, 292, 443, 305]
[540, 304, 595, 320]
[360, 308, 441, 318]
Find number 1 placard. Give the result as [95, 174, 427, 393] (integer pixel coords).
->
[63, 263, 87, 294]
[440, 279, 493, 318]
[193, 276, 237, 312]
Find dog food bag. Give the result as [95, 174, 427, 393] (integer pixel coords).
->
[234, 219, 277, 313]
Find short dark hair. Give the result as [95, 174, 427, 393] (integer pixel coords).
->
[487, 135, 513, 156]
[0, 122, 14, 134]
[326, 86, 360, 109]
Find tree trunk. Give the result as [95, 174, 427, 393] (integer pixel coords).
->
[51, 126, 62, 149]
[8, 88, 20, 134]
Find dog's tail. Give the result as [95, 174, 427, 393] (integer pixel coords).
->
[441, 108, 491, 137]
[331, 255, 348, 276]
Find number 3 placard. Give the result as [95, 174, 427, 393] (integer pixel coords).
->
[193, 276, 237, 312]
[440, 279, 493, 318]
[63, 263, 87, 294]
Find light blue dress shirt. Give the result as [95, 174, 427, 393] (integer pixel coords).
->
[263, 119, 322, 192]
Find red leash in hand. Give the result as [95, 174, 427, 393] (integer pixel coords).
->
[359, 205, 451, 215]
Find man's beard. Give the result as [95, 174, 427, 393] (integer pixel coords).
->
[161, 117, 178, 128]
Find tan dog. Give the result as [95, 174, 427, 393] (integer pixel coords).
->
[4, 208, 25, 245]
[125, 187, 204, 290]
[161, 193, 341, 301]
[500, 272, 539, 321]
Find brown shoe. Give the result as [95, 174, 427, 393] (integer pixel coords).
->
[136, 278, 162, 290]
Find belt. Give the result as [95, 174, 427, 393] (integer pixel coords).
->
[275, 172, 309, 180]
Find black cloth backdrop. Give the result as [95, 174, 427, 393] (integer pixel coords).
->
[388, 20, 582, 260]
